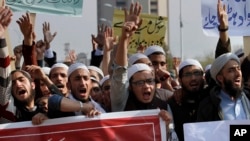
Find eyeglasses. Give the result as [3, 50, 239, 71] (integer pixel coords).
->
[132, 78, 155, 87]
[182, 71, 203, 78]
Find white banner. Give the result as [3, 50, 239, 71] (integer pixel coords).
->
[184, 120, 250, 141]
[201, 0, 250, 36]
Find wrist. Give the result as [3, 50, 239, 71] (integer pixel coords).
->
[160, 74, 170, 81]
[23, 39, 33, 46]
[79, 101, 83, 112]
[218, 25, 228, 32]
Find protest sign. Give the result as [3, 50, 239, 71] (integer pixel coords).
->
[184, 120, 250, 141]
[6, 0, 83, 16]
[113, 9, 167, 54]
[201, 0, 250, 36]
[0, 109, 166, 141]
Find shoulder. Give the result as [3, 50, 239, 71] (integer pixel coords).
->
[155, 88, 173, 101]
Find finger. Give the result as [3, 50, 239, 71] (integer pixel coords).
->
[137, 3, 142, 16]
[52, 32, 57, 38]
[2, 0, 5, 7]
[123, 7, 128, 21]
[134, 2, 138, 15]
[138, 19, 143, 28]
[104, 25, 108, 33]
[26, 12, 30, 23]
[47, 22, 50, 31]
[129, 3, 134, 15]
[98, 25, 101, 33]
[223, 4, 226, 12]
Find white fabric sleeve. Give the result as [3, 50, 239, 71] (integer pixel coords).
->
[44, 48, 54, 58]
[94, 48, 104, 56]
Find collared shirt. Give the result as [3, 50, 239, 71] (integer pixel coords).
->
[219, 90, 246, 120]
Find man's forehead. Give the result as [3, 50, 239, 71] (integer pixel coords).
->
[182, 65, 202, 72]
[222, 60, 239, 69]
[71, 69, 90, 76]
[51, 67, 67, 73]
[11, 72, 28, 81]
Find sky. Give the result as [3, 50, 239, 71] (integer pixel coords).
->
[7, 0, 244, 61]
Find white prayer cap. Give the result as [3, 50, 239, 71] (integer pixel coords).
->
[234, 48, 244, 58]
[87, 65, 104, 78]
[50, 63, 68, 71]
[128, 53, 149, 66]
[99, 75, 110, 86]
[90, 76, 99, 84]
[128, 63, 152, 80]
[42, 67, 51, 76]
[205, 64, 212, 72]
[179, 59, 203, 73]
[144, 45, 165, 56]
[68, 63, 89, 77]
[210, 53, 240, 82]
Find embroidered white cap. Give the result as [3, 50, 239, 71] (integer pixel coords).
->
[68, 63, 89, 77]
[128, 53, 149, 66]
[144, 45, 165, 56]
[178, 59, 203, 73]
[128, 63, 152, 80]
[87, 65, 104, 78]
[99, 75, 110, 86]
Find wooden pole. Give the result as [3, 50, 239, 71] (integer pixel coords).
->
[243, 36, 250, 55]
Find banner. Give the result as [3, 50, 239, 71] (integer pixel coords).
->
[184, 120, 250, 141]
[0, 109, 166, 141]
[113, 9, 167, 54]
[201, 0, 250, 36]
[6, 0, 83, 16]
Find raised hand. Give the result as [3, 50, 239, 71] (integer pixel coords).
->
[16, 13, 34, 45]
[13, 45, 23, 69]
[68, 50, 77, 64]
[91, 24, 105, 50]
[103, 26, 117, 52]
[121, 2, 142, 39]
[0, 3, 13, 38]
[43, 22, 57, 49]
[36, 40, 46, 60]
[25, 65, 47, 80]
[217, 0, 228, 29]
[136, 44, 146, 53]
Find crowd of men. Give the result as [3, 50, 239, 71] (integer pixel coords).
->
[0, 0, 250, 141]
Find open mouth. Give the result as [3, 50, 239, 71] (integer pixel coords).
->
[56, 84, 64, 88]
[18, 89, 26, 95]
[143, 92, 151, 100]
[234, 79, 241, 86]
[190, 82, 199, 88]
[79, 88, 87, 93]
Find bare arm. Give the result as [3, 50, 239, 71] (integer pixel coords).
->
[115, 2, 142, 66]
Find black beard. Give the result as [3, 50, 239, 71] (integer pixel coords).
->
[14, 89, 35, 107]
[224, 78, 242, 98]
[181, 83, 204, 100]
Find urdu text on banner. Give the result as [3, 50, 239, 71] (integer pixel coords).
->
[201, 0, 250, 36]
[113, 9, 167, 54]
[0, 109, 166, 141]
[6, 0, 83, 16]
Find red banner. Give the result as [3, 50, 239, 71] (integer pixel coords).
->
[0, 109, 166, 141]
